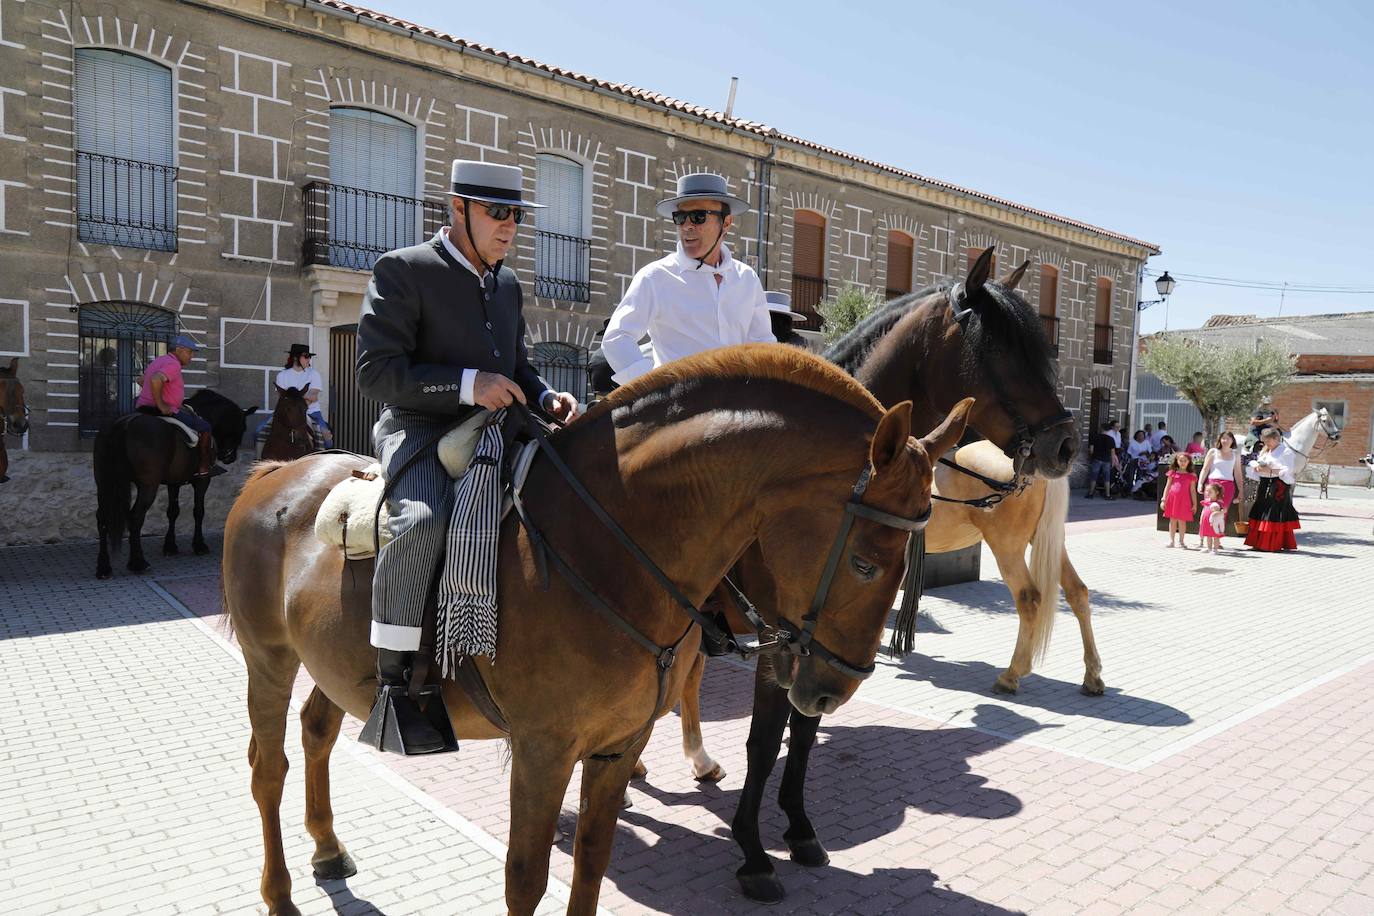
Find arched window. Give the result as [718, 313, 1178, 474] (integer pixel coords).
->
[78, 302, 177, 436]
[529, 341, 588, 404]
[327, 107, 419, 269]
[791, 210, 826, 329]
[1039, 264, 1060, 353]
[73, 49, 177, 251]
[885, 231, 914, 300]
[534, 154, 590, 302]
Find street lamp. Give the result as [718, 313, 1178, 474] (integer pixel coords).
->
[1136, 271, 1176, 311]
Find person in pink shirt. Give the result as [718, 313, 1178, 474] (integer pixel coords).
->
[135, 335, 221, 477]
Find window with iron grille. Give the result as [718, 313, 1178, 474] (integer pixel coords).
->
[327, 107, 420, 270]
[791, 209, 827, 330]
[534, 154, 590, 302]
[1094, 277, 1114, 363]
[529, 342, 588, 404]
[73, 49, 178, 251]
[78, 302, 177, 437]
[1313, 400, 1347, 430]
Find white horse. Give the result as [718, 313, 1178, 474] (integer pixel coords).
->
[1283, 407, 1342, 476]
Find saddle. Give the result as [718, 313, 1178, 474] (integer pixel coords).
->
[134, 406, 199, 446]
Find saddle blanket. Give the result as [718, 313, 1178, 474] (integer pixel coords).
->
[157, 415, 199, 447]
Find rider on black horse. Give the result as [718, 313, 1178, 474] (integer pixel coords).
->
[135, 335, 225, 478]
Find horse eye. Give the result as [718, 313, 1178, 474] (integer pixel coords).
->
[850, 555, 879, 582]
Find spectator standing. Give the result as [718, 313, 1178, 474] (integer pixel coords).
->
[1198, 482, 1228, 554]
[1161, 452, 1199, 548]
[1086, 421, 1118, 499]
[1197, 431, 1244, 519]
[1244, 428, 1300, 551]
[1151, 421, 1169, 451]
[1185, 432, 1206, 457]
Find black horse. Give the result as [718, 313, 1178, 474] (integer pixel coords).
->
[94, 389, 256, 578]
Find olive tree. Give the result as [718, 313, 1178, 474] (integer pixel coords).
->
[816, 283, 885, 344]
[1141, 334, 1297, 440]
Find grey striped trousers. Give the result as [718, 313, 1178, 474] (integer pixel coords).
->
[369, 408, 454, 651]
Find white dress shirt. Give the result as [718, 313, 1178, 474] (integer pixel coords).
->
[1246, 441, 1295, 485]
[602, 242, 774, 384]
[439, 226, 554, 409]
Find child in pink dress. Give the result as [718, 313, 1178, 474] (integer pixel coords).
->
[1161, 452, 1199, 548]
[1198, 481, 1227, 554]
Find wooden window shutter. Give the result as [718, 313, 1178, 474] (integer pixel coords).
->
[793, 210, 825, 277]
[887, 232, 913, 295]
[1039, 265, 1059, 317]
[965, 246, 996, 275]
[1096, 277, 1113, 322]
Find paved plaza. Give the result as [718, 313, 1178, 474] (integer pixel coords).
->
[3, 486, 1374, 914]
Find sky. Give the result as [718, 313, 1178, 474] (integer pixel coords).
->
[378, 0, 1373, 334]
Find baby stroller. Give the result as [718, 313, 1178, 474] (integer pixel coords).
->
[1122, 455, 1159, 500]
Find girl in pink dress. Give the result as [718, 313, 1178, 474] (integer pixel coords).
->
[1199, 482, 1227, 554]
[1161, 452, 1199, 548]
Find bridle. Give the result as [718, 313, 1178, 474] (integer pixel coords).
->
[935, 283, 1074, 508]
[506, 404, 929, 756]
[1284, 412, 1342, 461]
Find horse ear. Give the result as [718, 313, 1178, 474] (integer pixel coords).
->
[999, 260, 1030, 291]
[244, 406, 259, 416]
[965, 247, 995, 298]
[918, 397, 974, 458]
[870, 401, 913, 474]
[275, 385, 287, 396]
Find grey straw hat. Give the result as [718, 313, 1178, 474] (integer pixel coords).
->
[656, 172, 751, 219]
[448, 160, 544, 209]
[765, 291, 803, 318]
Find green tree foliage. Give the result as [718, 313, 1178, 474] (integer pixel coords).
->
[1141, 335, 1297, 439]
[817, 283, 885, 343]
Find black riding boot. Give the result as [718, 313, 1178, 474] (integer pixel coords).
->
[358, 649, 458, 756]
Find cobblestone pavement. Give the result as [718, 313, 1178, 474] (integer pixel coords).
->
[3, 488, 1373, 914]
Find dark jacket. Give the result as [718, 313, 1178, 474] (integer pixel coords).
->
[356, 234, 547, 417]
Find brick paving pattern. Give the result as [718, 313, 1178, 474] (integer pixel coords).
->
[3, 487, 1373, 914]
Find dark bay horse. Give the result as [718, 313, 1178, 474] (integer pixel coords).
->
[222, 346, 971, 915]
[260, 384, 315, 462]
[94, 389, 256, 578]
[670, 249, 1085, 902]
[0, 357, 29, 483]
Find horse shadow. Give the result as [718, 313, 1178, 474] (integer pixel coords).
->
[894, 656, 1192, 728]
[600, 705, 1033, 914]
[313, 878, 386, 915]
[926, 578, 1160, 615]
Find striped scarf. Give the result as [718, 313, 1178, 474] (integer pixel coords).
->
[436, 408, 506, 674]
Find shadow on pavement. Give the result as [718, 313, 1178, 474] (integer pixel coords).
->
[604, 705, 1033, 914]
[315, 879, 387, 915]
[895, 657, 1192, 728]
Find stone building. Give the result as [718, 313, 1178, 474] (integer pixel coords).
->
[0, 0, 1159, 467]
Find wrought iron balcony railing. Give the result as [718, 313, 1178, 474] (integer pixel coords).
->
[1040, 314, 1060, 355]
[1093, 323, 1114, 364]
[790, 274, 827, 332]
[533, 230, 591, 303]
[76, 151, 178, 252]
[302, 180, 446, 271]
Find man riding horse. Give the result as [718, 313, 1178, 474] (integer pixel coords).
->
[135, 335, 224, 478]
[355, 159, 577, 756]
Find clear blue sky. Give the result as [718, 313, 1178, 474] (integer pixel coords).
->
[379, 0, 1373, 333]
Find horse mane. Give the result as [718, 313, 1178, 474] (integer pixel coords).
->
[188, 388, 236, 411]
[582, 344, 883, 424]
[824, 281, 1057, 390]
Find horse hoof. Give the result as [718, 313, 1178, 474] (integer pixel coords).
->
[163, 544, 179, 556]
[621, 790, 633, 810]
[127, 559, 151, 574]
[992, 679, 1018, 695]
[1082, 678, 1106, 696]
[267, 903, 302, 916]
[96, 568, 112, 580]
[312, 852, 357, 881]
[787, 836, 830, 868]
[737, 870, 785, 904]
[694, 763, 726, 783]
[193, 542, 210, 556]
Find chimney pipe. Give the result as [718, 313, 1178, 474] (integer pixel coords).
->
[725, 76, 739, 119]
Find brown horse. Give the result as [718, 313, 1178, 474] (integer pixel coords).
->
[223, 346, 971, 915]
[662, 249, 1095, 902]
[260, 384, 315, 462]
[0, 357, 29, 483]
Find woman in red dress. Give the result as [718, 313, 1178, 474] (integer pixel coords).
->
[1245, 428, 1300, 551]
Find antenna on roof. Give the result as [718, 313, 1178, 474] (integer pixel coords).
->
[725, 76, 739, 119]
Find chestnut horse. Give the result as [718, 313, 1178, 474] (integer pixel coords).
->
[663, 249, 1098, 902]
[222, 346, 971, 915]
[260, 384, 315, 462]
[0, 357, 29, 483]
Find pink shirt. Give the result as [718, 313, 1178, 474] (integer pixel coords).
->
[1185, 442, 1205, 455]
[136, 353, 185, 412]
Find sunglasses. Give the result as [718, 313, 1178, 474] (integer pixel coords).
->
[478, 202, 525, 224]
[671, 209, 726, 226]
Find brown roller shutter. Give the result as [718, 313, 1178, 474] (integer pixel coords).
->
[793, 210, 825, 277]
[887, 232, 913, 297]
[1039, 265, 1059, 317]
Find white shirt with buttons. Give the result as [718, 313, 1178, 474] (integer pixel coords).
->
[439, 226, 555, 410]
[602, 242, 774, 385]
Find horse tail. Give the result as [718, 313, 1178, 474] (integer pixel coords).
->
[1027, 474, 1068, 665]
[94, 421, 132, 557]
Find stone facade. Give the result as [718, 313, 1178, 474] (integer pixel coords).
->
[0, 0, 1158, 475]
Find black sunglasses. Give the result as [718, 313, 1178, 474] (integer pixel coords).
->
[478, 202, 525, 224]
[671, 209, 726, 226]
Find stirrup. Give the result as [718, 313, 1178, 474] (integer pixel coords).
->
[358, 684, 459, 755]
